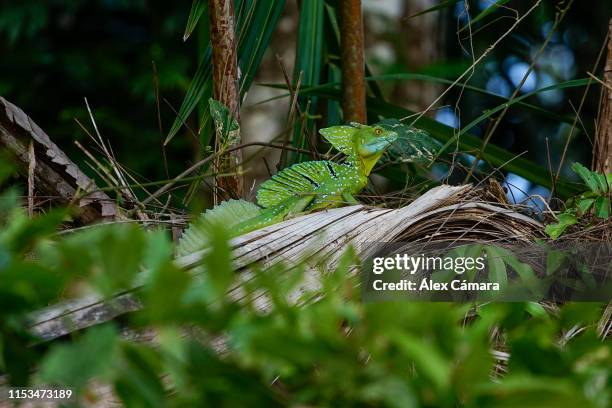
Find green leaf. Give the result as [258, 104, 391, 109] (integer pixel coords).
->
[595, 174, 609, 193]
[458, 0, 511, 33]
[392, 333, 451, 391]
[144, 259, 191, 323]
[183, 0, 207, 41]
[114, 345, 167, 406]
[407, 0, 460, 18]
[43, 224, 147, 295]
[91, 225, 147, 295]
[166, 0, 286, 145]
[39, 325, 118, 391]
[476, 376, 590, 407]
[0, 262, 69, 315]
[572, 162, 599, 193]
[142, 229, 174, 272]
[236, 0, 286, 97]
[295, 0, 324, 90]
[359, 377, 418, 408]
[465, 244, 484, 280]
[546, 249, 566, 276]
[262, 73, 582, 127]
[545, 213, 578, 239]
[571, 162, 609, 194]
[486, 246, 508, 289]
[482, 247, 550, 302]
[289, 0, 324, 163]
[576, 198, 595, 215]
[1, 208, 67, 254]
[501, 251, 542, 296]
[209, 98, 240, 147]
[201, 222, 234, 299]
[165, 50, 212, 145]
[524, 302, 549, 319]
[594, 196, 610, 219]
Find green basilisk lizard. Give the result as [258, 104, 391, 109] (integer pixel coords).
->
[178, 122, 403, 256]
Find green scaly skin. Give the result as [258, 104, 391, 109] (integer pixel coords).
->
[177, 123, 399, 256]
[229, 195, 315, 237]
[235, 124, 398, 233]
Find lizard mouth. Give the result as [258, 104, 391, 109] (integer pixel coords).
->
[360, 134, 397, 157]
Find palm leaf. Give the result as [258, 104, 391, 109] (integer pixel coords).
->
[236, 0, 286, 98]
[455, 78, 590, 135]
[183, 0, 207, 41]
[458, 0, 511, 33]
[407, 0, 460, 18]
[288, 0, 325, 163]
[166, 0, 286, 145]
[261, 73, 583, 128]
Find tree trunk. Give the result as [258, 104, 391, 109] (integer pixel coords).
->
[339, 0, 367, 124]
[595, 18, 612, 174]
[210, 0, 243, 202]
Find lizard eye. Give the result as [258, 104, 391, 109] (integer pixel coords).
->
[374, 128, 382, 135]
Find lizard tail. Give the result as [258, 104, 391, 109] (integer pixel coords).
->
[177, 199, 261, 257]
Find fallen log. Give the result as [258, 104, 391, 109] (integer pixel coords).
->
[28, 184, 550, 341]
[0, 96, 116, 222]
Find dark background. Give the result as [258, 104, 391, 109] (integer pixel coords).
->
[1, 0, 610, 204]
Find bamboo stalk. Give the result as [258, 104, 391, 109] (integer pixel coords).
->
[339, 0, 367, 123]
[209, 0, 243, 202]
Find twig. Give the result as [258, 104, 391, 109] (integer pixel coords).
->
[74, 140, 120, 188]
[276, 53, 303, 168]
[554, 29, 610, 191]
[464, 0, 572, 183]
[140, 142, 325, 207]
[588, 71, 612, 92]
[545, 137, 554, 197]
[27, 140, 35, 217]
[84, 99, 130, 197]
[152, 60, 169, 179]
[402, 0, 542, 126]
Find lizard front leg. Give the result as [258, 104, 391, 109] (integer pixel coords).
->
[285, 194, 316, 218]
[341, 192, 360, 205]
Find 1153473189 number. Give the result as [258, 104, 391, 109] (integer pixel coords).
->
[4, 387, 74, 402]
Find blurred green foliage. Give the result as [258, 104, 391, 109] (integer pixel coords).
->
[1, 159, 611, 406]
[546, 163, 612, 239]
[1, 2, 611, 405]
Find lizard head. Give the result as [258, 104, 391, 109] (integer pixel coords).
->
[354, 124, 398, 158]
[353, 124, 398, 175]
[319, 123, 398, 175]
